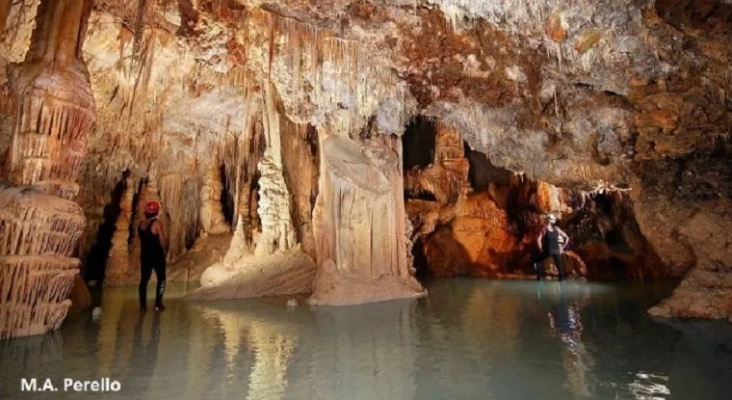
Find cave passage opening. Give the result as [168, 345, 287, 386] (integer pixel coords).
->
[84, 170, 130, 284]
[403, 116, 437, 170]
[465, 143, 514, 191]
[219, 164, 235, 227]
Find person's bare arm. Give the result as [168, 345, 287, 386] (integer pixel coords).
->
[537, 228, 545, 251]
[152, 220, 168, 254]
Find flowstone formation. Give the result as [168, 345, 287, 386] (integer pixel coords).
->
[309, 134, 425, 305]
[0, 0, 95, 338]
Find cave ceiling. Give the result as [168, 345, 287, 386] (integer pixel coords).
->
[1, 0, 730, 195]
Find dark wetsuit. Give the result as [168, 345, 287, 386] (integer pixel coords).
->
[533, 226, 566, 280]
[139, 218, 166, 309]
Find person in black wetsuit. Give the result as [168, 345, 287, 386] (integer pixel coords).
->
[533, 213, 570, 281]
[138, 201, 168, 312]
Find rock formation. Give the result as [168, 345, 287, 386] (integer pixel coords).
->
[104, 176, 134, 286]
[0, 0, 95, 338]
[309, 134, 425, 305]
[2, 0, 730, 319]
[199, 160, 230, 237]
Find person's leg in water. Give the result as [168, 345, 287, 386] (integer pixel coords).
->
[139, 260, 153, 311]
[552, 254, 565, 281]
[533, 251, 549, 280]
[153, 258, 167, 311]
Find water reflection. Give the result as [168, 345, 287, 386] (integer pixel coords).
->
[1, 281, 731, 400]
[127, 312, 161, 397]
[194, 299, 418, 400]
[543, 282, 596, 399]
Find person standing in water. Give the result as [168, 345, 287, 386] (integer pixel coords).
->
[533, 213, 570, 280]
[138, 201, 168, 311]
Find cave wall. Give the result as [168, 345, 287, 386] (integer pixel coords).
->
[404, 120, 661, 281]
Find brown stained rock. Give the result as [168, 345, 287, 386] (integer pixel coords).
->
[405, 123, 470, 205]
[649, 109, 679, 132]
[0, 0, 11, 34]
[68, 274, 92, 312]
[634, 109, 679, 133]
[545, 13, 567, 43]
[574, 29, 601, 54]
[308, 258, 425, 306]
[424, 210, 517, 277]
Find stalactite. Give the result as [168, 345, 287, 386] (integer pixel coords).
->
[250, 9, 407, 137]
[0, 0, 94, 339]
[158, 172, 201, 261]
[131, 0, 147, 72]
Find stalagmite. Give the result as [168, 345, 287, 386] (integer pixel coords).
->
[188, 83, 316, 301]
[254, 82, 297, 256]
[0, 0, 95, 339]
[199, 160, 230, 237]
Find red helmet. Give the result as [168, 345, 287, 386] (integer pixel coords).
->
[144, 201, 160, 214]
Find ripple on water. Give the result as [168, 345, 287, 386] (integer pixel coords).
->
[0, 280, 730, 400]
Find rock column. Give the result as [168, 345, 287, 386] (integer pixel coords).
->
[310, 133, 425, 305]
[104, 177, 135, 286]
[199, 160, 230, 237]
[0, 0, 95, 339]
[254, 82, 296, 257]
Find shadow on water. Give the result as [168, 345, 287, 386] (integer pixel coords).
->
[0, 280, 730, 400]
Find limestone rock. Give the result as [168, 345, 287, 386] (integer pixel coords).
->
[104, 177, 135, 286]
[0, 185, 85, 338]
[199, 161, 230, 236]
[0, 0, 728, 321]
[311, 134, 426, 305]
[186, 248, 316, 300]
[0, 0, 95, 338]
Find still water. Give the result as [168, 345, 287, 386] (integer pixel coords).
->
[1, 279, 731, 400]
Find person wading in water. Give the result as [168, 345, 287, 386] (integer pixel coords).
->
[138, 201, 168, 311]
[533, 213, 570, 281]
